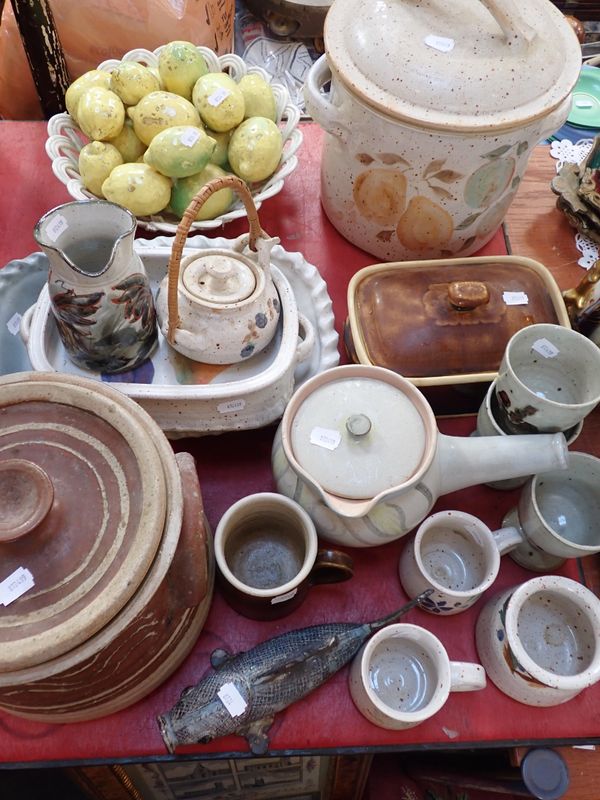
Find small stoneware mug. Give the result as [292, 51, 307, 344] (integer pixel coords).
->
[475, 378, 583, 490]
[349, 623, 486, 730]
[503, 451, 600, 572]
[476, 575, 600, 706]
[214, 493, 354, 620]
[494, 323, 600, 434]
[399, 510, 523, 615]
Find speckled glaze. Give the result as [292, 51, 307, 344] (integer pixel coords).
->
[349, 623, 486, 729]
[398, 511, 522, 615]
[494, 324, 600, 434]
[503, 452, 600, 572]
[305, 0, 581, 261]
[271, 365, 569, 548]
[476, 576, 600, 706]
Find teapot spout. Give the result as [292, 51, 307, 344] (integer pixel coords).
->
[437, 432, 569, 496]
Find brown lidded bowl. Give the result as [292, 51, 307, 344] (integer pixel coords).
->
[0, 371, 213, 722]
[345, 256, 571, 414]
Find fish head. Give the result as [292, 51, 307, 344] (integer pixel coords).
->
[158, 691, 248, 753]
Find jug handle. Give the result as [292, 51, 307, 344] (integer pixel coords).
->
[304, 55, 352, 143]
[477, 0, 536, 45]
[19, 304, 36, 345]
[165, 175, 271, 345]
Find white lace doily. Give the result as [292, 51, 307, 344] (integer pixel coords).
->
[549, 137, 597, 268]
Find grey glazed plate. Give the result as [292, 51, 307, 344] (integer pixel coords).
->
[0, 252, 48, 375]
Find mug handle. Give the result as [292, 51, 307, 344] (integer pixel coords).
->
[492, 525, 525, 555]
[309, 548, 354, 586]
[449, 662, 487, 692]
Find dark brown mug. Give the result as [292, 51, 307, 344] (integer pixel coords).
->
[214, 493, 353, 620]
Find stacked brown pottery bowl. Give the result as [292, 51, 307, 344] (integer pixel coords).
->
[0, 371, 213, 722]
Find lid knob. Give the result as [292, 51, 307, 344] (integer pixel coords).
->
[448, 281, 490, 311]
[0, 459, 54, 542]
[346, 413, 372, 437]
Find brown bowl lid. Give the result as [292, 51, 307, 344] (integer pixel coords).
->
[346, 256, 571, 386]
[0, 373, 168, 672]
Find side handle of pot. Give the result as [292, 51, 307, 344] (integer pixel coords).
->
[295, 313, 316, 364]
[304, 55, 352, 143]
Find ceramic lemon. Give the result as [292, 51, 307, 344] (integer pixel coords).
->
[127, 91, 201, 145]
[192, 73, 245, 132]
[77, 87, 125, 141]
[102, 163, 172, 216]
[108, 119, 147, 163]
[228, 117, 282, 182]
[170, 163, 234, 220]
[65, 70, 111, 123]
[158, 41, 208, 100]
[143, 126, 216, 178]
[207, 129, 232, 167]
[238, 74, 277, 122]
[110, 62, 161, 106]
[78, 141, 123, 196]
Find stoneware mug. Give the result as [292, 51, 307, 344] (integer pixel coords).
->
[399, 510, 523, 615]
[349, 623, 486, 729]
[503, 451, 600, 572]
[214, 492, 354, 620]
[475, 378, 583, 491]
[494, 323, 600, 434]
[476, 575, 600, 706]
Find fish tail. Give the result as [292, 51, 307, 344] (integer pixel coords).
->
[369, 589, 434, 631]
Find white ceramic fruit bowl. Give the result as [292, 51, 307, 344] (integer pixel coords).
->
[45, 46, 303, 233]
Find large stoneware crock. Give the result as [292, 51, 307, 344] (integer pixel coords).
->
[0, 372, 213, 722]
[305, 0, 581, 261]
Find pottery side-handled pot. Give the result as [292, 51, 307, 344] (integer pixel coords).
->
[271, 365, 569, 548]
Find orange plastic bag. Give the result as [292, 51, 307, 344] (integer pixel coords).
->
[0, 0, 234, 120]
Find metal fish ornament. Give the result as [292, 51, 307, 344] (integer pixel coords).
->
[158, 590, 432, 755]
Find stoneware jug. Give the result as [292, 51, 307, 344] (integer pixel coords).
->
[156, 176, 280, 364]
[34, 200, 157, 373]
[271, 365, 569, 548]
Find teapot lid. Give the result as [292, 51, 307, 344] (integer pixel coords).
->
[182, 253, 257, 305]
[289, 370, 430, 499]
[324, 0, 581, 131]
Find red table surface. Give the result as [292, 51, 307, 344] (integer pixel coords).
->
[0, 120, 599, 766]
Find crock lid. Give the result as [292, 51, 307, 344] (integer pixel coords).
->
[182, 253, 256, 305]
[0, 373, 168, 672]
[289, 373, 428, 499]
[324, 0, 581, 131]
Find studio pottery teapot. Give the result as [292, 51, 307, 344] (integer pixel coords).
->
[156, 176, 280, 364]
[271, 365, 569, 547]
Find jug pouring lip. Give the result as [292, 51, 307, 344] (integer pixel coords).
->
[279, 364, 439, 516]
[34, 200, 137, 279]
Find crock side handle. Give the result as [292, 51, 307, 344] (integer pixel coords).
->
[477, 0, 536, 44]
[304, 54, 352, 143]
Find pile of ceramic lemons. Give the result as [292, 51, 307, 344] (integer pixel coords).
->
[67, 41, 284, 220]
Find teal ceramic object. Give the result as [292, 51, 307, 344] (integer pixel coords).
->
[568, 66, 600, 128]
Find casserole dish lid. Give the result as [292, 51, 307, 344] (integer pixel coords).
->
[324, 0, 581, 132]
[346, 256, 571, 386]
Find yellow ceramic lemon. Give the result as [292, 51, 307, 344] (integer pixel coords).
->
[228, 117, 282, 182]
[77, 87, 125, 141]
[107, 119, 147, 163]
[65, 70, 111, 123]
[192, 73, 245, 132]
[78, 141, 123, 197]
[143, 125, 216, 178]
[109, 62, 161, 106]
[207, 128, 231, 167]
[238, 73, 277, 122]
[127, 91, 201, 145]
[170, 163, 234, 220]
[102, 163, 172, 216]
[158, 41, 208, 101]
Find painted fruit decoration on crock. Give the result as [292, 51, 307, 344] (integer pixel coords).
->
[352, 141, 525, 254]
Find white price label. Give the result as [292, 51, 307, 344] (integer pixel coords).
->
[217, 682, 247, 717]
[208, 87, 231, 107]
[217, 398, 246, 414]
[180, 128, 201, 147]
[45, 214, 68, 243]
[6, 312, 21, 336]
[575, 100, 593, 109]
[532, 338, 559, 359]
[271, 588, 298, 605]
[0, 567, 34, 606]
[424, 34, 455, 53]
[310, 427, 341, 451]
[165, 106, 177, 117]
[503, 291, 529, 306]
